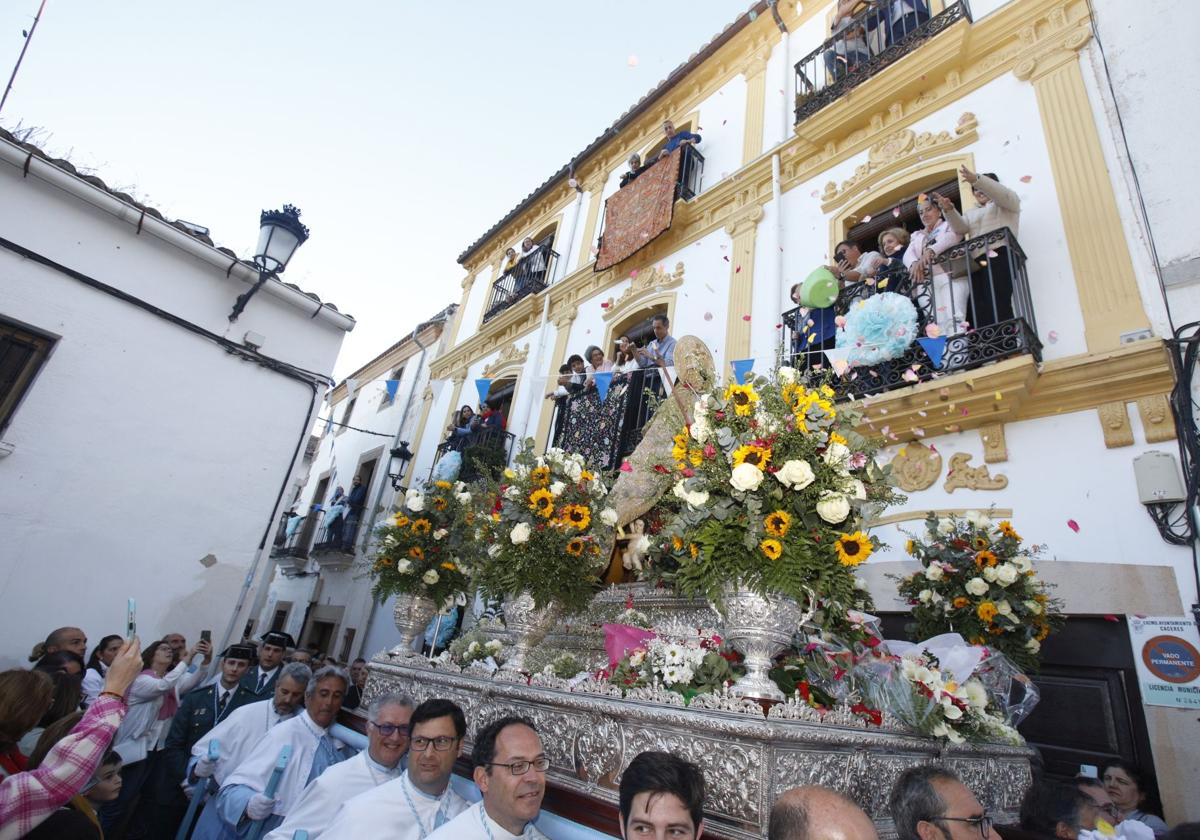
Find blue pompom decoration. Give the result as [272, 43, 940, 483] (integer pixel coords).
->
[835, 292, 918, 366]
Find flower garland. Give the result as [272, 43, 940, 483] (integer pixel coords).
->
[895, 511, 1064, 672]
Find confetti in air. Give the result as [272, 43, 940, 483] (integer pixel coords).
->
[1019, 175, 1032, 183]
[1067, 519, 1080, 533]
[627, 55, 639, 67]
[1047, 330, 1059, 343]
[703, 312, 714, 321]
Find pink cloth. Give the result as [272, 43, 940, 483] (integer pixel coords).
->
[0, 694, 126, 840]
[603, 623, 656, 668]
[136, 668, 179, 720]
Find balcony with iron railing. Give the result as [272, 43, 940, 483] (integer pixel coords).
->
[794, 0, 972, 124]
[549, 367, 668, 470]
[781, 227, 1039, 398]
[271, 504, 366, 570]
[482, 245, 560, 323]
[428, 425, 517, 482]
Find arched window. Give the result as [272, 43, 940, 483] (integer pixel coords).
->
[843, 176, 959, 253]
[644, 119, 696, 162]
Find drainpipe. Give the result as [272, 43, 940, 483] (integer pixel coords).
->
[520, 292, 553, 446]
[772, 152, 786, 357]
[556, 173, 586, 283]
[767, 0, 791, 360]
[768, 0, 791, 148]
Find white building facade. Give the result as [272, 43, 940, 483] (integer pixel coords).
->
[0, 128, 354, 667]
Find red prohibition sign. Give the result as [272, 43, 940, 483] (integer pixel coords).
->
[1141, 635, 1200, 684]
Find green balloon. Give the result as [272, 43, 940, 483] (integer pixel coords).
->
[800, 267, 839, 309]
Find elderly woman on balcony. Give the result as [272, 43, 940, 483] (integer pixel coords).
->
[904, 197, 963, 336]
[935, 165, 1022, 328]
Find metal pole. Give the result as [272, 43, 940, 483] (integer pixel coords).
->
[0, 0, 48, 117]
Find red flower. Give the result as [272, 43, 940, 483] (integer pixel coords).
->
[652, 464, 670, 474]
[703, 444, 716, 459]
[851, 703, 883, 726]
[862, 635, 881, 648]
[832, 667, 847, 681]
[797, 680, 812, 702]
[681, 468, 695, 478]
[714, 411, 726, 421]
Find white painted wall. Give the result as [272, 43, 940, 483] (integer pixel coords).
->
[0, 151, 349, 669]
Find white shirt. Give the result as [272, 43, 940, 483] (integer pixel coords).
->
[112, 659, 204, 764]
[426, 800, 548, 840]
[322, 770, 470, 840]
[265, 750, 405, 840]
[190, 698, 291, 785]
[81, 664, 106, 706]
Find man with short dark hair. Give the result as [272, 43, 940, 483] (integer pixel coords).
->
[658, 120, 702, 159]
[770, 785, 878, 840]
[342, 475, 368, 551]
[344, 657, 368, 710]
[619, 751, 706, 839]
[164, 633, 188, 660]
[323, 698, 471, 839]
[1076, 777, 1120, 825]
[637, 314, 676, 369]
[426, 716, 548, 839]
[889, 765, 1000, 840]
[30, 626, 88, 661]
[1021, 781, 1100, 840]
[240, 631, 293, 700]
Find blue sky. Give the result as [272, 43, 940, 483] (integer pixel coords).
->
[0, 1, 754, 378]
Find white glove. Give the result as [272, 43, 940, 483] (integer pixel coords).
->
[246, 792, 276, 820]
[193, 756, 217, 779]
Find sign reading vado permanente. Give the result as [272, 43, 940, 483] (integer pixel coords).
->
[1127, 616, 1200, 709]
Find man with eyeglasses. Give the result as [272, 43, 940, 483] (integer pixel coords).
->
[1020, 781, 1102, 840]
[1075, 777, 1120, 824]
[264, 692, 414, 840]
[427, 715, 550, 839]
[322, 698, 470, 839]
[889, 765, 1000, 840]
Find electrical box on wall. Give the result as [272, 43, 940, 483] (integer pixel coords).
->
[1133, 450, 1186, 504]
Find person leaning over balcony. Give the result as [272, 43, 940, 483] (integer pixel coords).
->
[790, 281, 839, 371]
[502, 247, 519, 276]
[636, 314, 676, 371]
[584, 344, 615, 388]
[658, 120, 702, 160]
[829, 239, 885, 286]
[614, 335, 641, 374]
[864, 0, 931, 49]
[876, 227, 912, 284]
[516, 237, 548, 294]
[341, 474, 368, 551]
[904, 196, 964, 336]
[824, 0, 874, 82]
[620, 153, 644, 188]
[934, 165, 1022, 329]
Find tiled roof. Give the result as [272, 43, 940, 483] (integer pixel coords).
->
[0, 126, 354, 321]
[456, 1, 769, 266]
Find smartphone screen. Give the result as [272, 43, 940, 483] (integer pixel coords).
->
[200, 629, 212, 644]
[126, 598, 137, 638]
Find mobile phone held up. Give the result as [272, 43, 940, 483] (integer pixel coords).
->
[126, 598, 136, 639]
[200, 629, 212, 644]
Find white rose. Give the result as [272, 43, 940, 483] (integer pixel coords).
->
[405, 490, 425, 512]
[396, 559, 412, 573]
[774, 459, 815, 491]
[1025, 638, 1041, 654]
[510, 522, 531, 545]
[823, 442, 851, 473]
[995, 564, 1018, 586]
[686, 489, 709, 508]
[549, 481, 566, 496]
[982, 565, 998, 582]
[964, 679, 989, 709]
[936, 518, 955, 535]
[599, 507, 618, 526]
[924, 564, 944, 581]
[932, 722, 966, 744]
[941, 700, 964, 720]
[995, 600, 1013, 616]
[965, 577, 989, 596]
[845, 478, 867, 500]
[854, 576, 868, 590]
[433, 528, 448, 541]
[422, 570, 439, 585]
[730, 463, 764, 492]
[486, 639, 503, 652]
[1024, 600, 1042, 615]
[689, 414, 710, 444]
[816, 491, 850, 524]
[777, 366, 798, 384]
[456, 492, 472, 504]
[1013, 555, 1032, 573]
[918, 589, 933, 604]
[504, 485, 522, 500]
[487, 543, 502, 558]
[564, 461, 583, 482]
[964, 510, 991, 528]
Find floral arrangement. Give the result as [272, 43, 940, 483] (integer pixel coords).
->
[769, 614, 887, 725]
[868, 647, 1021, 744]
[474, 444, 617, 616]
[649, 367, 901, 623]
[606, 627, 744, 702]
[539, 652, 587, 680]
[439, 626, 505, 668]
[836, 291, 919, 366]
[368, 479, 474, 610]
[896, 511, 1064, 672]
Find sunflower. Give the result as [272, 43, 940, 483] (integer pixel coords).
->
[724, 382, 760, 416]
[432, 496, 448, 512]
[411, 518, 432, 536]
[731, 443, 772, 468]
[529, 488, 555, 518]
[905, 539, 916, 556]
[828, 431, 848, 446]
[408, 546, 425, 561]
[689, 543, 699, 559]
[972, 535, 990, 550]
[559, 504, 591, 530]
[688, 449, 704, 467]
[581, 470, 594, 482]
[671, 535, 684, 552]
[835, 531, 874, 566]
[764, 510, 791, 538]
[440, 561, 457, 571]
[530, 466, 551, 486]
[952, 596, 970, 609]
[974, 550, 998, 568]
[998, 520, 1021, 541]
[1035, 624, 1050, 641]
[391, 513, 410, 528]
[759, 538, 783, 560]
[565, 538, 585, 556]
[433, 480, 452, 489]
[977, 601, 998, 622]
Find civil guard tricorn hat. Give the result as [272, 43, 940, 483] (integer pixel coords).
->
[260, 631, 296, 649]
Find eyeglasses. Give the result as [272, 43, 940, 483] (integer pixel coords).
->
[410, 735, 459, 752]
[934, 814, 993, 839]
[369, 722, 410, 738]
[487, 757, 550, 775]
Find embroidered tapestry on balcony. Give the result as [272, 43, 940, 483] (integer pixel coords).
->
[595, 148, 682, 272]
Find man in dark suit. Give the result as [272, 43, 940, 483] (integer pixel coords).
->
[149, 644, 256, 836]
[237, 630, 293, 701]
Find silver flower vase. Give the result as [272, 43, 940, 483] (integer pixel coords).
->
[721, 585, 803, 702]
[501, 591, 562, 673]
[390, 592, 437, 658]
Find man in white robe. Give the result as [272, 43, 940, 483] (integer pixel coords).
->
[209, 666, 352, 838]
[322, 698, 471, 839]
[188, 663, 311, 840]
[426, 715, 550, 840]
[264, 692, 414, 839]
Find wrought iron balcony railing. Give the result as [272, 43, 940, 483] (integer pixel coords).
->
[781, 227, 1039, 399]
[548, 367, 667, 469]
[429, 426, 516, 482]
[483, 245, 560, 323]
[794, 0, 971, 124]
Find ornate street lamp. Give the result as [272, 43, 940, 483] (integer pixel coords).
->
[228, 204, 311, 322]
[388, 442, 414, 490]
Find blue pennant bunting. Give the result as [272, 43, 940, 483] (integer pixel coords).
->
[474, 378, 493, 405]
[385, 380, 400, 402]
[730, 358, 755, 384]
[917, 336, 947, 369]
[593, 371, 613, 402]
